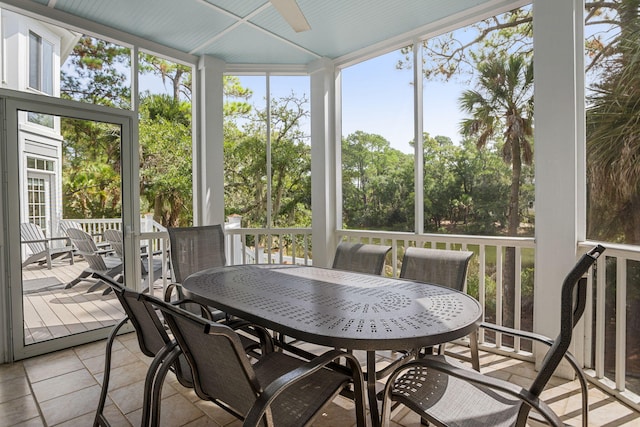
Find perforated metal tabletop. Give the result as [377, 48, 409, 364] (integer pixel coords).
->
[183, 264, 482, 351]
[183, 263, 482, 427]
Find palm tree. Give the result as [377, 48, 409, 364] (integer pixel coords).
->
[459, 55, 534, 327]
[587, 0, 640, 244]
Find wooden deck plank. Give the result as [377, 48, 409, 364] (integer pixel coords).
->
[20, 263, 125, 344]
[28, 294, 72, 339]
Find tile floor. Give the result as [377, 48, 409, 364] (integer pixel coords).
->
[1, 334, 639, 427]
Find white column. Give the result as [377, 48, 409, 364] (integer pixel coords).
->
[533, 0, 583, 375]
[195, 55, 225, 226]
[309, 58, 338, 267]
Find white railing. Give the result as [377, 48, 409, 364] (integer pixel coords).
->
[337, 229, 537, 358]
[224, 226, 313, 266]
[59, 217, 640, 409]
[579, 241, 640, 409]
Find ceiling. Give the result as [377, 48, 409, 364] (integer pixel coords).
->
[14, 0, 504, 66]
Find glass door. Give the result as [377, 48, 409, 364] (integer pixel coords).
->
[3, 92, 138, 360]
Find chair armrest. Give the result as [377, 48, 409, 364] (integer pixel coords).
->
[480, 322, 554, 346]
[50, 236, 72, 245]
[479, 321, 589, 426]
[382, 357, 563, 427]
[21, 238, 49, 244]
[243, 349, 365, 427]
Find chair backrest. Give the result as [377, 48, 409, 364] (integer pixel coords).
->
[332, 242, 392, 275]
[59, 220, 83, 236]
[65, 226, 92, 242]
[96, 273, 192, 386]
[400, 247, 474, 291]
[20, 222, 47, 253]
[70, 231, 111, 271]
[526, 245, 605, 400]
[103, 229, 124, 258]
[154, 297, 260, 416]
[167, 225, 226, 283]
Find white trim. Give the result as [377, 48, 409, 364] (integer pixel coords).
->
[333, 0, 531, 70]
[0, 88, 136, 360]
[532, 0, 581, 376]
[0, 0, 197, 65]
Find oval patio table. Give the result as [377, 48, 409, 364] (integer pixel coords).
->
[182, 263, 482, 427]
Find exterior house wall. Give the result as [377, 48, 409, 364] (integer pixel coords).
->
[1, 9, 69, 239]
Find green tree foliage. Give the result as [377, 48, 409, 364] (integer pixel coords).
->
[342, 131, 413, 230]
[224, 94, 311, 228]
[61, 36, 130, 219]
[459, 55, 534, 238]
[139, 94, 193, 226]
[459, 55, 534, 328]
[61, 36, 131, 108]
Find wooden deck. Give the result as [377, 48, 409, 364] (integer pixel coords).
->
[21, 258, 125, 345]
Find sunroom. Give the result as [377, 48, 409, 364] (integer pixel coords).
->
[1, 0, 639, 425]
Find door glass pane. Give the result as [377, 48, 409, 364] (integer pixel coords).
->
[20, 111, 124, 346]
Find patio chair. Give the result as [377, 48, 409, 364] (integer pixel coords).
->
[399, 247, 477, 367]
[102, 228, 164, 289]
[92, 272, 274, 427]
[166, 224, 227, 319]
[380, 244, 605, 427]
[20, 222, 74, 269]
[65, 232, 123, 294]
[154, 297, 367, 427]
[332, 241, 391, 275]
[60, 220, 111, 251]
[102, 229, 124, 259]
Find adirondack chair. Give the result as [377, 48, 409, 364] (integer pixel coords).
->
[20, 222, 74, 269]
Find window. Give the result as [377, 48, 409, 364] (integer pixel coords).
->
[27, 176, 47, 233]
[28, 31, 53, 95]
[28, 31, 55, 128]
[27, 157, 54, 171]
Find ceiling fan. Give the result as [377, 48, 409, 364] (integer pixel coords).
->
[270, 0, 311, 32]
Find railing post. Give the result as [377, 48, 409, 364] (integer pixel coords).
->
[226, 215, 242, 265]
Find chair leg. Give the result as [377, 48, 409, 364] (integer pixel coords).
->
[469, 330, 480, 371]
[94, 317, 129, 427]
[146, 344, 181, 427]
[87, 279, 108, 293]
[66, 270, 91, 288]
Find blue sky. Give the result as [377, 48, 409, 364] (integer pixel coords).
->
[225, 48, 467, 155]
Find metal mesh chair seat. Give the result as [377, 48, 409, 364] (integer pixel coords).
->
[155, 299, 367, 427]
[380, 245, 606, 427]
[332, 242, 391, 275]
[390, 357, 523, 426]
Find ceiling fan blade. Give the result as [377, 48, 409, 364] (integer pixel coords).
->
[270, 0, 311, 32]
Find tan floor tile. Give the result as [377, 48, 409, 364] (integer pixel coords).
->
[194, 399, 240, 426]
[0, 362, 26, 383]
[7, 417, 45, 427]
[82, 345, 137, 375]
[74, 338, 123, 361]
[0, 394, 40, 426]
[127, 392, 204, 427]
[39, 384, 103, 426]
[22, 350, 85, 383]
[108, 378, 177, 415]
[101, 360, 149, 390]
[181, 415, 224, 427]
[0, 375, 31, 404]
[31, 368, 97, 403]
